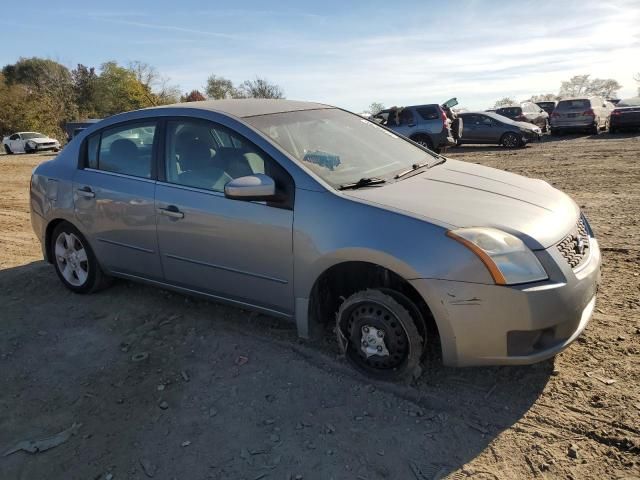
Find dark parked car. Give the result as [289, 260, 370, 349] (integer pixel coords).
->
[496, 102, 550, 132]
[457, 112, 541, 148]
[373, 98, 462, 152]
[609, 97, 640, 133]
[535, 101, 557, 116]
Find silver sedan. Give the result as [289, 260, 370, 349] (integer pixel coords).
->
[30, 99, 601, 380]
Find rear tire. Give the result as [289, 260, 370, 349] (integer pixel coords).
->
[51, 221, 111, 294]
[336, 289, 423, 382]
[412, 135, 434, 151]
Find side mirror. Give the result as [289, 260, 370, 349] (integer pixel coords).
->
[224, 174, 277, 201]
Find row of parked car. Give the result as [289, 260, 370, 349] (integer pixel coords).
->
[372, 96, 640, 151]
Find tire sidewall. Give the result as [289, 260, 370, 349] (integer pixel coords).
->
[336, 289, 423, 382]
[51, 222, 101, 293]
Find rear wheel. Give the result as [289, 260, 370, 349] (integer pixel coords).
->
[336, 289, 423, 381]
[51, 222, 111, 293]
[501, 132, 521, 148]
[411, 135, 434, 151]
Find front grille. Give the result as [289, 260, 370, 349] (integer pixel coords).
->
[557, 217, 590, 269]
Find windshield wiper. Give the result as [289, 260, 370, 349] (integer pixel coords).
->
[394, 161, 430, 180]
[394, 156, 447, 180]
[338, 177, 387, 190]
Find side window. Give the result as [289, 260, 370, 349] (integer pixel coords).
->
[86, 133, 99, 169]
[399, 109, 415, 125]
[165, 120, 268, 193]
[10, 134, 20, 140]
[417, 106, 439, 120]
[480, 116, 493, 126]
[85, 123, 156, 178]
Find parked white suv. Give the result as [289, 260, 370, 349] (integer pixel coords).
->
[3, 132, 60, 154]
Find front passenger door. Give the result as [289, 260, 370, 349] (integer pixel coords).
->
[155, 119, 295, 315]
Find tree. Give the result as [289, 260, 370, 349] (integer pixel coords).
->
[205, 75, 237, 99]
[558, 74, 621, 99]
[1, 57, 77, 138]
[93, 61, 156, 117]
[367, 102, 385, 115]
[128, 61, 180, 105]
[528, 93, 557, 102]
[237, 77, 284, 99]
[493, 97, 516, 108]
[587, 78, 622, 98]
[559, 75, 591, 97]
[181, 90, 206, 102]
[72, 64, 100, 118]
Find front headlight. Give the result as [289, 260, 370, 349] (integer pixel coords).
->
[447, 227, 548, 285]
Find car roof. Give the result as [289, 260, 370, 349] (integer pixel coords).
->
[152, 99, 331, 118]
[461, 111, 517, 123]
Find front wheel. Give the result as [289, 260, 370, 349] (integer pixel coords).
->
[590, 121, 600, 135]
[501, 132, 522, 148]
[4, 144, 13, 154]
[336, 289, 423, 381]
[51, 222, 111, 293]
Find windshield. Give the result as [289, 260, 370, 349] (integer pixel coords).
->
[21, 132, 47, 140]
[245, 108, 436, 187]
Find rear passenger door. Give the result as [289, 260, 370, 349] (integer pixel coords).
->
[73, 121, 163, 280]
[155, 118, 295, 315]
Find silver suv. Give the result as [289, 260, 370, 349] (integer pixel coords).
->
[30, 99, 600, 380]
[550, 97, 614, 135]
[373, 98, 462, 152]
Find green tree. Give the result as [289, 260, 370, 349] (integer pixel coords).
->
[558, 74, 621, 99]
[205, 75, 237, 99]
[72, 64, 100, 118]
[237, 77, 284, 99]
[93, 61, 156, 116]
[1, 57, 77, 138]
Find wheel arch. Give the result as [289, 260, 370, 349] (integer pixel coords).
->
[305, 260, 440, 354]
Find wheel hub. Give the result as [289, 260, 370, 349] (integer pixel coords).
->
[360, 325, 390, 358]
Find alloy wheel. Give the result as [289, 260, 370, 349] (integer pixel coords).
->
[54, 232, 89, 287]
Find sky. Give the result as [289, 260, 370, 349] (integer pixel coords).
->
[1, 0, 639, 111]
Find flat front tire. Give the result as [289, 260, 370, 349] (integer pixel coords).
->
[51, 222, 110, 293]
[336, 289, 423, 382]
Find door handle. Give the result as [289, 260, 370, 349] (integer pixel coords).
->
[158, 205, 184, 219]
[76, 187, 95, 198]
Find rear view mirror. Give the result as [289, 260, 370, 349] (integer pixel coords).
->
[224, 174, 277, 201]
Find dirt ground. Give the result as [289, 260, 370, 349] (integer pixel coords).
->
[0, 133, 638, 480]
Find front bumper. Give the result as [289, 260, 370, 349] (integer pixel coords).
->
[410, 238, 601, 367]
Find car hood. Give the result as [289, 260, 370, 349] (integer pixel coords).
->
[342, 159, 579, 249]
[513, 121, 539, 131]
[28, 137, 57, 144]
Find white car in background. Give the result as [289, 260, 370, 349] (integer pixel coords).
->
[3, 132, 60, 154]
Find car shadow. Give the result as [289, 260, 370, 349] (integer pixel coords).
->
[0, 261, 551, 479]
